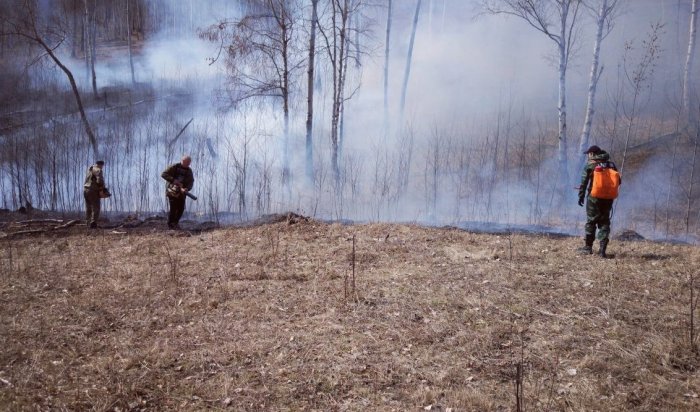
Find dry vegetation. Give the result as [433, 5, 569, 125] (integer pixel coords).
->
[1, 214, 700, 411]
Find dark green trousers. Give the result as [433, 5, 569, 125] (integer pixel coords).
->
[84, 189, 101, 227]
[167, 195, 186, 227]
[585, 197, 614, 241]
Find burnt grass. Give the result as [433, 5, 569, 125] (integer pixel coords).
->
[1, 215, 699, 411]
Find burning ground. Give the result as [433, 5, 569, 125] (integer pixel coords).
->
[0, 215, 699, 411]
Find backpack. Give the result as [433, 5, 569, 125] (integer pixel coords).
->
[590, 162, 621, 199]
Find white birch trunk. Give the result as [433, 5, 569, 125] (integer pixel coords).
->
[338, 29, 350, 164]
[84, 0, 97, 97]
[330, 0, 349, 182]
[281, 20, 290, 187]
[400, 0, 422, 120]
[578, 0, 608, 168]
[305, 0, 319, 182]
[683, 0, 698, 124]
[557, 37, 569, 183]
[383, 0, 392, 136]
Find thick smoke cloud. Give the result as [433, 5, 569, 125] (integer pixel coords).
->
[2, 0, 698, 242]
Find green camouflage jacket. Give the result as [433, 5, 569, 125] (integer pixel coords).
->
[83, 164, 105, 192]
[161, 163, 194, 196]
[578, 151, 619, 199]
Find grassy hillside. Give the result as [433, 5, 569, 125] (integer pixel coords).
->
[1, 216, 699, 411]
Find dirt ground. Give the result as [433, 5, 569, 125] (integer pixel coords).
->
[1, 212, 699, 411]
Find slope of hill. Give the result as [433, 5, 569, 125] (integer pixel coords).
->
[1, 217, 699, 410]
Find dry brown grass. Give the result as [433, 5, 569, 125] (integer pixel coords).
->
[1, 218, 699, 411]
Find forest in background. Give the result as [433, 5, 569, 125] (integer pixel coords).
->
[0, 0, 698, 242]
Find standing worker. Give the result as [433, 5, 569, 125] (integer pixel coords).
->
[577, 145, 621, 258]
[83, 160, 110, 229]
[161, 155, 194, 229]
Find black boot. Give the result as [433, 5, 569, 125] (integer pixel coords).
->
[577, 234, 594, 255]
[599, 238, 609, 258]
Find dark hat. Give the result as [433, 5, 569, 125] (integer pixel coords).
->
[95, 160, 105, 165]
[583, 145, 601, 154]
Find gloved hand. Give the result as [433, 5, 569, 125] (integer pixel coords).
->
[578, 196, 584, 207]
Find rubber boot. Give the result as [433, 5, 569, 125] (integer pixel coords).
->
[577, 235, 594, 255]
[599, 238, 609, 258]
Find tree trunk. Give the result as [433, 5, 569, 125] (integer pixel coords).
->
[683, 0, 698, 125]
[354, 10, 360, 67]
[83, 1, 90, 83]
[83, 0, 97, 97]
[127, 0, 135, 85]
[330, 0, 349, 183]
[71, 0, 80, 58]
[620, 86, 640, 175]
[338, 29, 350, 163]
[383, 0, 392, 137]
[578, 0, 608, 170]
[686, 123, 699, 240]
[34, 35, 99, 157]
[665, 132, 679, 239]
[306, 0, 319, 182]
[400, 0, 422, 119]
[281, 20, 291, 187]
[557, 5, 569, 187]
[90, 4, 97, 97]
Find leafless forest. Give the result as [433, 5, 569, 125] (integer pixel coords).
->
[0, 0, 699, 241]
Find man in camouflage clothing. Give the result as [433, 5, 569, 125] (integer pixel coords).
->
[83, 160, 108, 229]
[161, 155, 194, 229]
[577, 145, 619, 257]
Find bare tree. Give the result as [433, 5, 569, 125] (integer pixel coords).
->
[683, 0, 698, 125]
[201, 0, 301, 187]
[399, 0, 422, 119]
[619, 23, 663, 175]
[577, 0, 619, 170]
[306, 0, 320, 182]
[482, 0, 583, 187]
[83, 0, 97, 97]
[317, 0, 361, 182]
[2, 2, 99, 158]
[383, 0, 393, 136]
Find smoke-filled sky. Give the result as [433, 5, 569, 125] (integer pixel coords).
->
[83, 0, 692, 139]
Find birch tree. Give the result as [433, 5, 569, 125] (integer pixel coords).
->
[399, 0, 422, 119]
[683, 0, 698, 125]
[318, 0, 361, 182]
[83, 0, 97, 97]
[482, 0, 583, 187]
[201, 0, 301, 186]
[577, 0, 619, 169]
[306, 0, 319, 182]
[383, 0, 392, 135]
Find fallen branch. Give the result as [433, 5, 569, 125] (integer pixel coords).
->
[169, 117, 194, 146]
[17, 219, 65, 224]
[8, 229, 45, 236]
[55, 220, 79, 230]
[6, 219, 79, 237]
